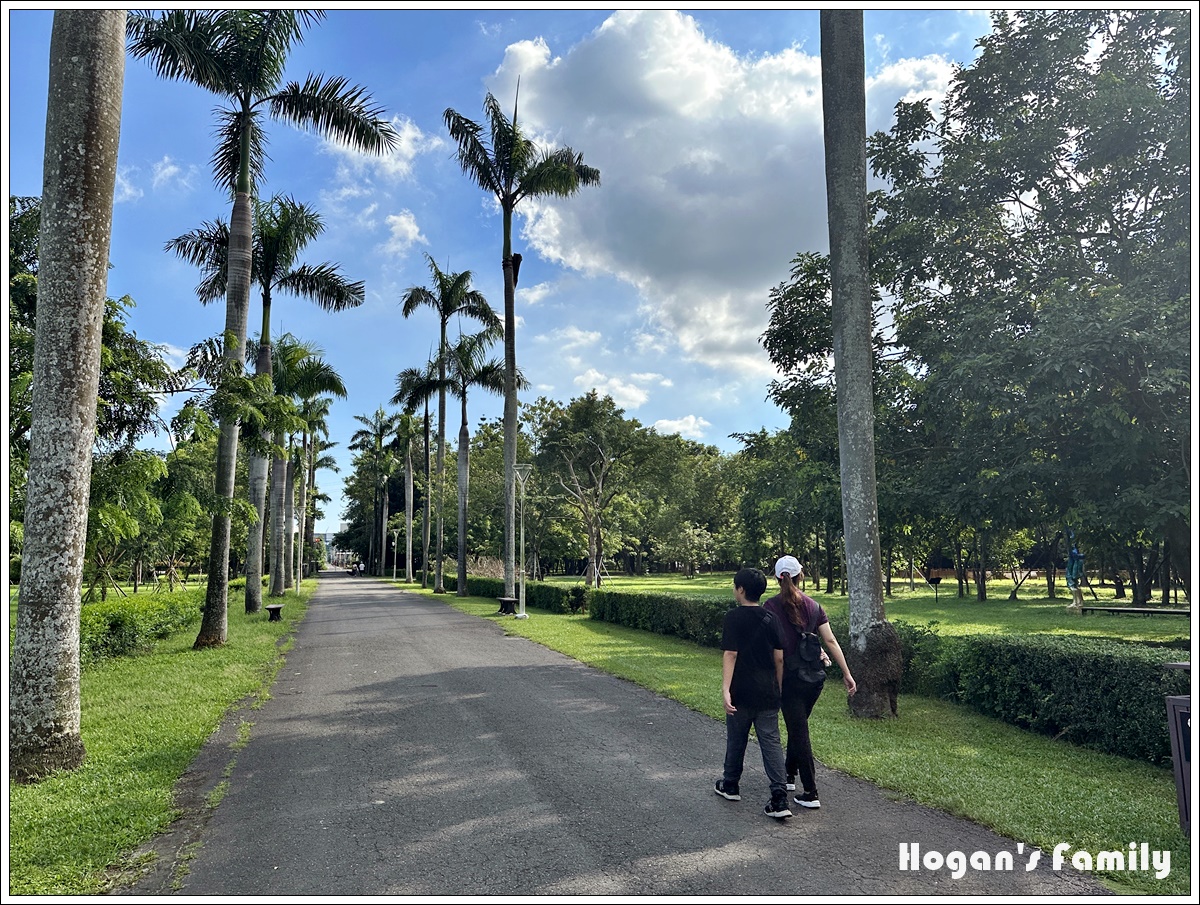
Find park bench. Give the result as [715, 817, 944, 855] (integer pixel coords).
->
[265, 603, 284, 622]
[497, 596, 517, 615]
[1079, 605, 1190, 617]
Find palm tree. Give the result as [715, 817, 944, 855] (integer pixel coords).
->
[166, 195, 365, 613]
[294, 394, 334, 590]
[820, 11, 900, 718]
[401, 255, 500, 593]
[351, 408, 405, 577]
[10, 10, 125, 782]
[444, 329, 511, 596]
[127, 10, 396, 646]
[443, 90, 600, 597]
[391, 412, 422, 582]
[269, 337, 346, 596]
[393, 363, 441, 588]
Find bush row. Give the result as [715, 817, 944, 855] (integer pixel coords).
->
[79, 592, 203, 665]
[442, 576, 583, 615]
[588, 589, 729, 648]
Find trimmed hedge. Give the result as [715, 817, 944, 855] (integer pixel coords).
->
[442, 575, 575, 614]
[78, 593, 203, 665]
[589, 589, 730, 649]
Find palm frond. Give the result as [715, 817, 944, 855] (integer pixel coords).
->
[277, 263, 365, 311]
[126, 10, 231, 94]
[268, 73, 398, 155]
[211, 107, 267, 196]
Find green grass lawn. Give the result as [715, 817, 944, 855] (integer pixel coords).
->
[7, 581, 313, 895]
[405, 579, 1191, 896]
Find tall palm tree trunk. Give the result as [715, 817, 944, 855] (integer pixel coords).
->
[268, 433, 287, 597]
[198, 128, 255, 647]
[283, 455, 296, 590]
[821, 10, 901, 718]
[405, 440, 414, 582]
[501, 222, 517, 598]
[10, 9, 124, 782]
[245, 317, 273, 612]
[422, 405, 432, 588]
[295, 433, 307, 589]
[457, 404, 470, 596]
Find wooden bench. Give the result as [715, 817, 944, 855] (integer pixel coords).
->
[1079, 605, 1190, 617]
[265, 603, 284, 622]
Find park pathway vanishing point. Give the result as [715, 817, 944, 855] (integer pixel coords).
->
[126, 571, 1106, 897]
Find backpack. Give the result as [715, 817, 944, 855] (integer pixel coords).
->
[782, 601, 826, 684]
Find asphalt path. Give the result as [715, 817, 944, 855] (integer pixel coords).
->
[128, 571, 1106, 897]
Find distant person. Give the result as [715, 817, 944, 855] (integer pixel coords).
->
[1066, 545, 1085, 609]
[359, 561, 366, 577]
[715, 567, 792, 820]
[764, 555, 856, 811]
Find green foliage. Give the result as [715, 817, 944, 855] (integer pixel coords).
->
[589, 588, 729, 649]
[949, 634, 1188, 764]
[78, 593, 202, 665]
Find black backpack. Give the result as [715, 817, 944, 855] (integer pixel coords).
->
[783, 603, 826, 684]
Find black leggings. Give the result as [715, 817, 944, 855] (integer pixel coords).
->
[780, 676, 824, 793]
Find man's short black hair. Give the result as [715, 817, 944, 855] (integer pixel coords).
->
[734, 567, 767, 602]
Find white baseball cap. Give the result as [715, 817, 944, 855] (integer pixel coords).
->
[774, 555, 802, 578]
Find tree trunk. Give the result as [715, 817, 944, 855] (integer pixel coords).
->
[457, 414, 470, 596]
[283, 457, 296, 590]
[377, 471, 388, 578]
[10, 9, 124, 783]
[422, 407, 432, 588]
[245, 452, 268, 611]
[821, 10, 900, 719]
[405, 440, 414, 582]
[435, 323, 447, 593]
[502, 234, 518, 598]
[295, 437, 307, 590]
[269, 437, 287, 597]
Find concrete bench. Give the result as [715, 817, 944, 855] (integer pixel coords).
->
[497, 597, 517, 615]
[265, 603, 284, 622]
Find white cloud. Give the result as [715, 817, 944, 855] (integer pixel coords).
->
[151, 155, 199, 193]
[481, 9, 957, 376]
[114, 168, 143, 203]
[520, 282, 555, 305]
[573, 367, 649, 409]
[536, 325, 600, 350]
[380, 210, 427, 259]
[653, 414, 712, 439]
[324, 114, 443, 182]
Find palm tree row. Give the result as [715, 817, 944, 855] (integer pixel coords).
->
[127, 9, 397, 647]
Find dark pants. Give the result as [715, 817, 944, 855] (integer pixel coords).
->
[780, 677, 824, 793]
[722, 706, 787, 797]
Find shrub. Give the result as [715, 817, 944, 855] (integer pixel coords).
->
[79, 593, 202, 665]
[589, 589, 729, 648]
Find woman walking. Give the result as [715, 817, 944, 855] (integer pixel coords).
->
[763, 555, 857, 809]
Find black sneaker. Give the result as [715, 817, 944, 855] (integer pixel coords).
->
[765, 794, 792, 819]
[714, 779, 741, 801]
[794, 790, 821, 809]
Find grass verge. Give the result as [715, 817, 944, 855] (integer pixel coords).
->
[403, 582, 1191, 896]
[7, 581, 313, 895]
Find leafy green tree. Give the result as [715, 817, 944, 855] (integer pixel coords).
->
[167, 195, 364, 611]
[127, 9, 396, 646]
[350, 407, 402, 578]
[11, 9, 125, 783]
[443, 91, 600, 597]
[869, 9, 1191, 603]
[534, 393, 654, 587]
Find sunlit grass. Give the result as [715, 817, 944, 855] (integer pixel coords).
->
[406, 581, 1190, 896]
[8, 582, 313, 895]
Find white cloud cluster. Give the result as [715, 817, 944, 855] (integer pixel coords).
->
[653, 414, 712, 439]
[483, 9, 956, 377]
[151, 155, 200, 194]
[380, 210, 428, 259]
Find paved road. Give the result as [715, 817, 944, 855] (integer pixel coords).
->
[128, 571, 1106, 896]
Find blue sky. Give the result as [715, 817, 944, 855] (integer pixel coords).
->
[5, 8, 996, 533]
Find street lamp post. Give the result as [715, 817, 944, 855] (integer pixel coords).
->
[514, 463, 532, 619]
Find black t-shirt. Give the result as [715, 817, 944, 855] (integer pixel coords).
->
[721, 605, 784, 711]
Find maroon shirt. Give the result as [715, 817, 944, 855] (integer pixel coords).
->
[763, 592, 828, 661]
